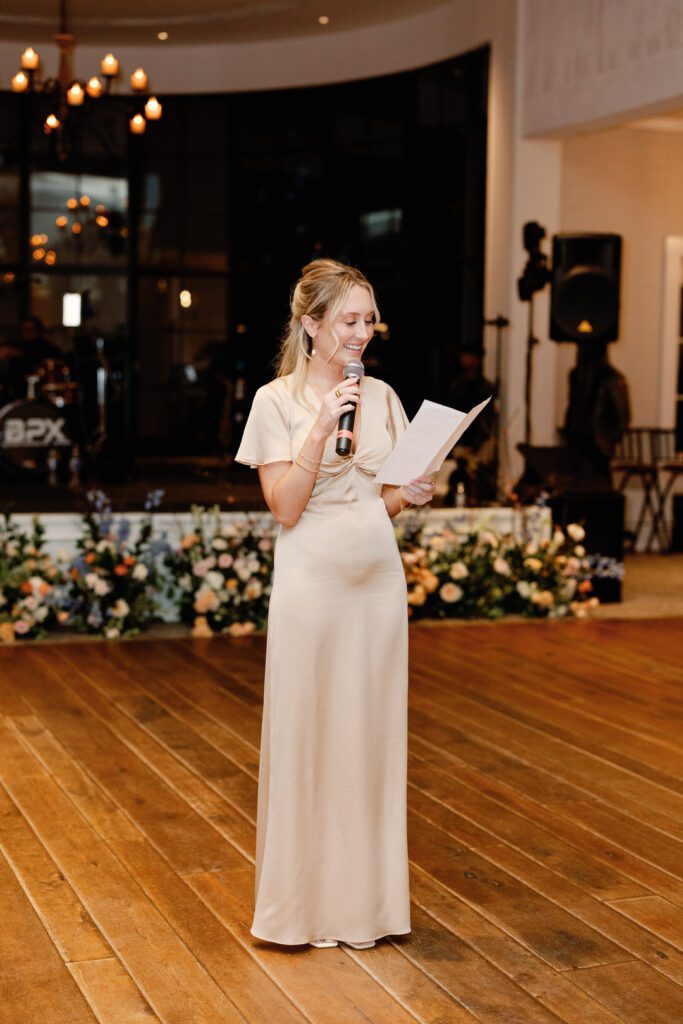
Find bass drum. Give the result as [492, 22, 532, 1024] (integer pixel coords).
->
[0, 398, 75, 474]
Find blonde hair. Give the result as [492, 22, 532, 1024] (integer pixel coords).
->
[275, 258, 380, 408]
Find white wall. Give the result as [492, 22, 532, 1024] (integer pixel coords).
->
[522, 0, 683, 137]
[558, 125, 683, 430]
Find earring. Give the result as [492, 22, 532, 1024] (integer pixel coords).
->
[310, 345, 316, 355]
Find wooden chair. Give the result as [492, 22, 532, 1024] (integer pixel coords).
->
[650, 428, 683, 551]
[611, 429, 667, 552]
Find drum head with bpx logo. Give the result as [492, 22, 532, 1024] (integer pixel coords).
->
[0, 399, 73, 473]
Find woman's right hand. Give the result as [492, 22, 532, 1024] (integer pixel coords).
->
[314, 377, 361, 438]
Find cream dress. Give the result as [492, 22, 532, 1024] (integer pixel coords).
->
[235, 372, 411, 945]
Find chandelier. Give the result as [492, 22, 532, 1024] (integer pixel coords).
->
[9, 0, 163, 151]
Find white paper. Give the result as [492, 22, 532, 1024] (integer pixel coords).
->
[374, 396, 492, 486]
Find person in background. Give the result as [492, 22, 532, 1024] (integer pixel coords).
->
[445, 348, 496, 504]
[564, 340, 631, 481]
[0, 316, 65, 402]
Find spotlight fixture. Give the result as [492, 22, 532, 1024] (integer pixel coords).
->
[157, 31, 169, 41]
[318, 16, 331, 25]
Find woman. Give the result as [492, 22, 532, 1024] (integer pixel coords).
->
[235, 259, 435, 949]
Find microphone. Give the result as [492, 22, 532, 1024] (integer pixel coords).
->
[336, 359, 364, 456]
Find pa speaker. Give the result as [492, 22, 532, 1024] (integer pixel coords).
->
[550, 233, 621, 343]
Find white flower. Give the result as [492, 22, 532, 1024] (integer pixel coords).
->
[552, 529, 565, 546]
[493, 557, 511, 576]
[449, 561, 468, 580]
[574, 545, 586, 557]
[531, 590, 554, 607]
[111, 598, 129, 619]
[245, 579, 263, 600]
[179, 573, 193, 591]
[524, 557, 543, 572]
[132, 563, 149, 581]
[428, 536, 447, 552]
[221, 524, 239, 539]
[516, 581, 532, 598]
[35, 606, 49, 623]
[478, 530, 498, 547]
[96, 539, 115, 554]
[22, 595, 38, 611]
[567, 523, 585, 542]
[525, 541, 538, 556]
[85, 572, 99, 590]
[205, 570, 225, 591]
[57, 548, 70, 563]
[93, 577, 111, 597]
[212, 537, 228, 551]
[439, 583, 463, 603]
[105, 627, 120, 639]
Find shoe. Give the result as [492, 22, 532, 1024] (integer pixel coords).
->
[309, 938, 338, 947]
[341, 939, 376, 949]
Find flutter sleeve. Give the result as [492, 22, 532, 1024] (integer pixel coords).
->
[385, 382, 410, 446]
[234, 382, 292, 469]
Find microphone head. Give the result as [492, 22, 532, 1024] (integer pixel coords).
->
[343, 359, 365, 380]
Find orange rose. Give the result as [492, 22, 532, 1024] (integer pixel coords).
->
[124, 555, 136, 566]
[114, 565, 129, 576]
[226, 578, 238, 590]
[578, 580, 592, 594]
[20, 580, 32, 594]
[85, 552, 96, 563]
[39, 582, 51, 596]
[70, 567, 79, 579]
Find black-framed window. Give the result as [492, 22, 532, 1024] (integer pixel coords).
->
[0, 46, 488, 458]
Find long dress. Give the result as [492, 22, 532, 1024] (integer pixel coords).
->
[234, 372, 412, 945]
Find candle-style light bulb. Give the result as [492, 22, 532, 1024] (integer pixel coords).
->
[67, 83, 85, 106]
[44, 113, 61, 132]
[144, 96, 162, 120]
[11, 71, 29, 93]
[86, 77, 103, 98]
[21, 47, 39, 70]
[130, 114, 146, 135]
[130, 67, 149, 91]
[101, 53, 119, 77]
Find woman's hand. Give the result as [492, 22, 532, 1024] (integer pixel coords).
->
[400, 475, 435, 507]
[313, 377, 360, 439]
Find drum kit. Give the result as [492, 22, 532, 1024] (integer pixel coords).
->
[0, 358, 81, 476]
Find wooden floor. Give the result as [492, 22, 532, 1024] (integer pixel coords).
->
[0, 619, 682, 1024]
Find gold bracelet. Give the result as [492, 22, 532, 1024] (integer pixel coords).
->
[296, 450, 321, 467]
[295, 455, 319, 474]
[398, 487, 413, 513]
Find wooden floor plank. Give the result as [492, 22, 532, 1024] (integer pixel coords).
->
[67, 959, 160, 1024]
[567, 960, 683, 1024]
[0, 618, 681, 1024]
[0, 784, 111, 964]
[0, 844, 98, 1024]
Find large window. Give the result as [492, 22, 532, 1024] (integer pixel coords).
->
[0, 47, 488, 458]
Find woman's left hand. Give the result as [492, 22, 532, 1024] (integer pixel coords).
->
[400, 475, 436, 507]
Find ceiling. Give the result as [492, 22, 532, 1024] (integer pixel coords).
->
[0, 0, 453, 46]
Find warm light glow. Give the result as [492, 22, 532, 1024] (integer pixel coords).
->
[66, 197, 78, 210]
[71, 222, 82, 235]
[318, 15, 330, 25]
[80, 196, 90, 207]
[144, 96, 162, 120]
[130, 67, 149, 91]
[179, 290, 192, 308]
[95, 204, 106, 213]
[96, 215, 109, 227]
[11, 71, 29, 93]
[130, 114, 146, 134]
[157, 31, 169, 41]
[21, 47, 39, 70]
[45, 251, 57, 265]
[67, 82, 85, 106]
[32, 248, 45, 261]
[101, 53, 119, 77]
[56, 215, 68, 229]
[3, 272, 16, 283]
[86, 76, 103, 98]
[63, 293, 82, 328]
[121, 228, 129, 238]
[236, 323, 248, 335]
[44, 113, 60, 132]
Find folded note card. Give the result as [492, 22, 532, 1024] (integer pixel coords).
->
[374, 396, 491, 486]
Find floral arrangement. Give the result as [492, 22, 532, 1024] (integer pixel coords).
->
[167, 505, 275, 637]
[396, 516, 597, 620]
[62, 489, 169, 638]
[0, 513, 64, 643]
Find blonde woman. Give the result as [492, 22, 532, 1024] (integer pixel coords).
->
[235, 259, 435, 949]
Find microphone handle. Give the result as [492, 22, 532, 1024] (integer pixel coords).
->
[336, 406, 356, 457]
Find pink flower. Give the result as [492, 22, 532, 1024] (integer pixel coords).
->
[218, 553, 233, 569]
[257, 538, 272, 552]
[14, 620, 30, 635]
